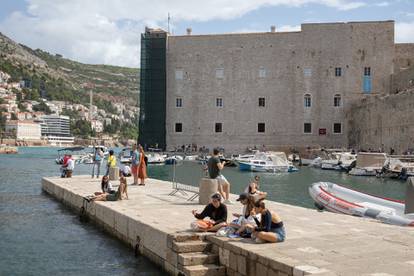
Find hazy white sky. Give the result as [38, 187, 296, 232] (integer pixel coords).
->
[0, 0, 413, 67]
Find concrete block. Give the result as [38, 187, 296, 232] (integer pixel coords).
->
[172, 241, 211, 253]
[256, 262, 269, 276]
[166, 249, 178, 266]
[199, 178, 218, 205]
[114, 212, 129, 239]
[182, 264, 225, 276]
[229, 251, 238, 271]
[219, 247, 230, 267]
[246, 258, 256, 276]
[237, 254, 246, 275]
[178, 252, 218, 266]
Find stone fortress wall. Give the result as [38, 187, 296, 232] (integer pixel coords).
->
[165, 21, 395, 152]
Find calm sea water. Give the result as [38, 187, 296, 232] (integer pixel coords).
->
[0, 147, 406, 275]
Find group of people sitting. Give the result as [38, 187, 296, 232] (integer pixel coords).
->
[191, 176, 285, 243]
[84, 175, 129, 202]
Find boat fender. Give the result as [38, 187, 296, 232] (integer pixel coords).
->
[364, 208, 380, 219]
[314, 202, 325, 211]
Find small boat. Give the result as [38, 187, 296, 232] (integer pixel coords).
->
[0, 145, 18, 154]
[184, 154, 198, 161]
[55, 147, 90, 165]
[348, 152, 387, 176]
[165, 155, 184, 165]
[238, 151, 298, 173]
[118, 147, 133, 164]
[321, 152, 356, 171]
[147, 152, 166, 164]
[309, 182, 414, 226]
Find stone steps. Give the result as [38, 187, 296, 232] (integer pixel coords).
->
[182, 264, 226, 276]
[172, 240, 212, 253]
[178, 252, 219, 266]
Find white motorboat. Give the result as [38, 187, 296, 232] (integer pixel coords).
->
[118, 147, 133, 164]
[349, 152, 387, 176]
[165, 155, 184, 165]
[55, 147, 90, 165]
[321, 152, 356, 171]
[238, 151, 298, 173]
[147, 152, 165, 164]
[309, 182, 414, 226]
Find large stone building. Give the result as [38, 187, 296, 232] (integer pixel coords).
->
[139, 20, 413, 152]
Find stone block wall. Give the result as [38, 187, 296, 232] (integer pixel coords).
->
[347, 89, 414, 153]
[165, 21, 395, 152]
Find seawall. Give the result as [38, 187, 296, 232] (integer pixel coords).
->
[42, 176, 414, 276]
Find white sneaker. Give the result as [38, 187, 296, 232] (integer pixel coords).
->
[224, 199, 234, 205]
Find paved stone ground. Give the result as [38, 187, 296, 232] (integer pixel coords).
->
[46, 175, 414, 276]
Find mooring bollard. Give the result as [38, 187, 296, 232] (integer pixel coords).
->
[198, 178, 218, 205]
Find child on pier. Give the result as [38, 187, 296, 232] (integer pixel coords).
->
[191, 193, 227, 232]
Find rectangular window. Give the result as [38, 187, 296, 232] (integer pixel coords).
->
[258, 123, 265, 133]
[215, 123, 222, 133]
[216, 98, 223, 107]
[175, 123, 182, 133]
[259, 67, 266, 78]
[175, 70, 183, 80]
[333, 123, 342, 134]
[258, 97, 265, 107]
[215, 68, 224, 79]
[335, 67, 342, 77]
[304, 95, 311, 108]
[176, 98, 182, 107]
[304, 123, 312, 134]
[334, 95, 341, 107]
[303, 68, 312, 77]
[364, 67, 371, 76]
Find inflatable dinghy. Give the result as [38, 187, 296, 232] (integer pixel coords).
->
[309, 182, 414, 226]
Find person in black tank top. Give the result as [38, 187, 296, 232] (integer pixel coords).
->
[246, 200, 286, 243]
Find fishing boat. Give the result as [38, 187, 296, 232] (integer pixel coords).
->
[348, 152, 387, 176]
[309, 182, 414, 226]
[238, 151, 298, 173]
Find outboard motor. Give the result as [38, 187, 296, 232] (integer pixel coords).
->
[405, 177, 414, 214]
[347, 160, 356, 172]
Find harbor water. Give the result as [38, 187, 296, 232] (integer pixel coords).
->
[0, 147, 406, 275]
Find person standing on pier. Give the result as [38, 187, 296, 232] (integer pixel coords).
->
[137, 145, 147, 186]
[131, 144, 140, 185]
[207, 148, 233, 204]
[91, 147, 104, 178]
[105, 150, 117, 176]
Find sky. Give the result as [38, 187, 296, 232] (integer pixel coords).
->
[0, 0, 413, 68]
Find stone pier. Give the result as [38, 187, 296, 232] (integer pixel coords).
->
[42, 176, 414, 276]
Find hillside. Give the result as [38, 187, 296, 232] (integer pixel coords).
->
[0, 32, 139, 112]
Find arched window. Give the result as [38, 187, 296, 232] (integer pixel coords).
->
[334, 94, 341, 107]
[304, 94, 311, 108]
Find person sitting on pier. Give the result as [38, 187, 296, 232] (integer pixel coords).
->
[230, 193, 257, 237]
[244, 176, 267, 203]
[93, 175, 115, 196]
[88, 176, 128, 202]
[119, 164, 131, 177]
[245, 200, 285, 243]
[191, 193, 227, 232]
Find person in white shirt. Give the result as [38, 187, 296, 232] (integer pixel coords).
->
[61, 155, 75, 178]
[120, 164, 131, 177]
